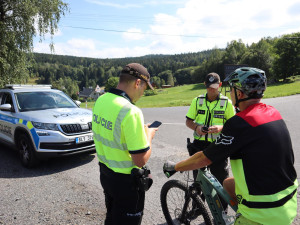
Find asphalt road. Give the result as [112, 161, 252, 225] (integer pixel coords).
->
[0, 94, 299, 224]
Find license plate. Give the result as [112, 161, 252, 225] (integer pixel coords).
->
[76, 134, 93, 143]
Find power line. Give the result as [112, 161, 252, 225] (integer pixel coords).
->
[62, 25, 212, 38]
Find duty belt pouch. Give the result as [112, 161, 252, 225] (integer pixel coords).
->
[131, 166, 153, 192]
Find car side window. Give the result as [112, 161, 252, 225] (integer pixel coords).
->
[0, 92, 14, 112]
[1, 93, 13, 105]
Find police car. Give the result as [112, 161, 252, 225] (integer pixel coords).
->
[0, 84, 95, 168]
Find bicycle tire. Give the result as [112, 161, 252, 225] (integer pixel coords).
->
[161, 179, 213, 225]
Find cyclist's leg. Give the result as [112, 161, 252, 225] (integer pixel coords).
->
[209, 158, 229, 210]
[187, 139, 202, 180]
[223, 177, 237, 205]
[235, 214, 262, 225]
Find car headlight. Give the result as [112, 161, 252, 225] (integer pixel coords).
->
[32, 122, 59, 131]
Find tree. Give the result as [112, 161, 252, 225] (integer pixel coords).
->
[205, 48, 225, 79]
[223, 40, 247, 64]
[158, 70, 173, 85]
[241, 38, 273, 80]
[52, 77, 79, 98]
[152, 76, 162, 88]
[105, 77, 119, 91]
[0, 0, 68, 87]
[174, 68, 193, 85]
[273, 33, 300, 80]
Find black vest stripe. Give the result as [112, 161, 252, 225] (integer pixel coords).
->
[241, 189, 296, 208]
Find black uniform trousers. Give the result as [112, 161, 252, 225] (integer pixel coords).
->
[99, 163, 145, 225]
[189, 139, 229, 210]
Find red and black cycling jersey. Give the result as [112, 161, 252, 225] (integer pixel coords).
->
[203, 103, 297, 195]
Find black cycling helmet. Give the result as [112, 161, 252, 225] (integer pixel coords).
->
[224, 67, 267, 108]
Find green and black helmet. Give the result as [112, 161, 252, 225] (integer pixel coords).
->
[224, 67, 267, 109]
[224, 67, 267, 99]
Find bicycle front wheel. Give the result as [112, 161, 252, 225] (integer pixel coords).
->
[160, 180, 213, 225]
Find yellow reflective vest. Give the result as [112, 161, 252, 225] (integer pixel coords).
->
[232, 158, 298, 225]
[186, 93, 235, 142]
[92, 89, 149, 174]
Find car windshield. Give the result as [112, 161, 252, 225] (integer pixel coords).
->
[15, 91, 78, 112]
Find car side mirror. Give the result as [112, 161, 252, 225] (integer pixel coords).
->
[75, 100, 81, 106]
[0, 104, 12, 111]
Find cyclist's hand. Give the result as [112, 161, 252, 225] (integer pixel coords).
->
[163, 161, 177, 178]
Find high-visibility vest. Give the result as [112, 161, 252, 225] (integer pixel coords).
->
[92, 91, 149, 174]
[187, 93, 235, 142]
[231, 159, 298, 225]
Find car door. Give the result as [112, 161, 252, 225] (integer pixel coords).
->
[0, 91, 16, 144]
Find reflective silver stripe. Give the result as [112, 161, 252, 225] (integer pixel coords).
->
[93, 131, 127, 149]
[220, 98, 227, 108]
[113, 102, 132, 148]
[196, 133, 219, 141]
[198, 95, 205, 106]
[93, 101, 133, 151]
[98, 154, 134, 168]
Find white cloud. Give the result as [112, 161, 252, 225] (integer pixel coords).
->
[85, 0, 140, 9]
[67, 38, 96, 50]
[122, 28, 145, 41]
[86, 0, 186, 8]
[34, 38, 98, 57]
[144, 0, 300, 54]
[145, 0, 187, 6]
[34, 0, 300, 58]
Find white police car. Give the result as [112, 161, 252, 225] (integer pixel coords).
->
[0, 84, 95, 167]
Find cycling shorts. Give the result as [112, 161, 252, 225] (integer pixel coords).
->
[235, 214, 262, 225]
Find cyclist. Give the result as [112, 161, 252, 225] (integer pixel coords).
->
[163, 67, 298, 225]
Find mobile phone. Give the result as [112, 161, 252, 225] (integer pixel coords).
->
[149, 121, 162, 128]
[201, 126, 209, 132]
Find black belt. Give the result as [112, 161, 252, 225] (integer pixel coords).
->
[241, 189, 297, 208]
[99, 162, 131, 178]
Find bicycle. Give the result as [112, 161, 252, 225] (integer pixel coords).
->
[161, 158, 238, 224]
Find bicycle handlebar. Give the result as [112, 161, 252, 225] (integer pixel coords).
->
[164, 170, 177, 178]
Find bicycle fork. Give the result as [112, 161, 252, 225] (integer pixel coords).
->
[178, 184, 200, 224]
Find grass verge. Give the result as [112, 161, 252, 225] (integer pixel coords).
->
[81, 80, 300, 109]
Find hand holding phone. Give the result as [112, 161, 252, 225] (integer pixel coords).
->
[149, 121, 162, 128]
[201, 126, 209, 133]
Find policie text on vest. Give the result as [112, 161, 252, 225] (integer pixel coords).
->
[93, 114, 113, 130]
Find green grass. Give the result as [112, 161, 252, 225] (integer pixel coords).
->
[263, 81, 300, 98]
[80, 80, 300, 109]
[27, 77, 40, 84]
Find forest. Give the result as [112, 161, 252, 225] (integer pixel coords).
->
[28, 32, 300, 99]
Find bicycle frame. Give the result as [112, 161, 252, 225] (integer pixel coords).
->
[195, 168, 238, 225]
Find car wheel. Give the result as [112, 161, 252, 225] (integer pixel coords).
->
[18, 134, 39, 168]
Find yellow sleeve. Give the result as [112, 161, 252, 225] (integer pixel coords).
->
[123, 107, 149, 153]
[224, 98, 235, 120]
[186, 97, 198, 120]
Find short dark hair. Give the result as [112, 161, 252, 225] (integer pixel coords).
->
[119, 73, 139, 84]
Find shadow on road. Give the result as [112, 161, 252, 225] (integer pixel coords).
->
[0, 143, 95, 179]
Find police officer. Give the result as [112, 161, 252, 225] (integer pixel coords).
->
[185, 72, 235, 208]
[92, 63, 158, 225]
[164, 67, 298, 225]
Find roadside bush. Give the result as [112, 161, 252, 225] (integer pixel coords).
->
[144, 89, 157, 96]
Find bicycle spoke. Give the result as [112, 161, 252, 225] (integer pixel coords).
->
[161, 180, 213, 225]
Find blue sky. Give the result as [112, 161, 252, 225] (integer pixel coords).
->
[33, 0, 300, 59]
